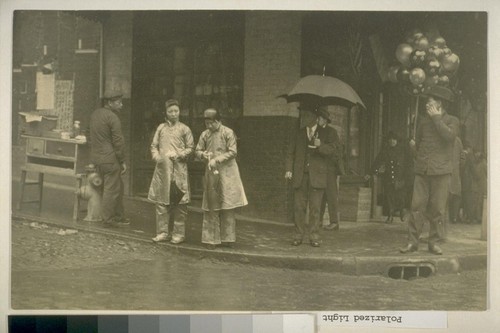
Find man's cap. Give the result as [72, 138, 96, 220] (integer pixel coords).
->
[165, 99, 180, 109]
[103, 89, 123, 100]
[315, 106, 331, 123]
[423, 85, 454, 103]
[203, 108, 219, 120]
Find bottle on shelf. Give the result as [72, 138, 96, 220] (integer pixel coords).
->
[72, 120, 81, 138]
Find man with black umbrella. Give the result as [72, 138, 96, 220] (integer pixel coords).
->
[149, 99, 194, 244]
[399, 85, 459, 255]
[286, 105, 337, 247]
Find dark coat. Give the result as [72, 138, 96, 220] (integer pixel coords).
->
[372, 144, 408, 188]
[286, 124, 337, 189]
[89, 107, 125, 165]
[324, 126, 344, 177]
[414, 111, 459, 176]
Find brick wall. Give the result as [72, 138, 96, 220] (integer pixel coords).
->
[12, 11, 101, 144]
[243, 11, 302, 117]
[238, 116, 297, 223]
[102, 12, 133, 195]
[239, 12, 302, 222]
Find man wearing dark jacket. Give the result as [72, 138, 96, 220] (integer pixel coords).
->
[317, 106, 343, 231]
[89, 90, 127, 227]
[400, 86, 459, 255]
[285, 107, 336, 247]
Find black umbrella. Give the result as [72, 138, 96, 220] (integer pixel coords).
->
[282, 75, 366, 109]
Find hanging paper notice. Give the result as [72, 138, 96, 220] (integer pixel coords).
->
[36, 72, 55, 110]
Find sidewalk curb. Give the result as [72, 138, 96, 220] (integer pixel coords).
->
[12, 212, 487, 277]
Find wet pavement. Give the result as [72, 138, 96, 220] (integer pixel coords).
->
[11, 181, 487, 277]
[11, 222, 487, 311]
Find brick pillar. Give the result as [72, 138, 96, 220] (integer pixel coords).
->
[239, 12, 302, 223]
[102, 12, 133, 195]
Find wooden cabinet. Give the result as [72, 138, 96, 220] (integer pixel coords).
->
[23, 135, 89, 176]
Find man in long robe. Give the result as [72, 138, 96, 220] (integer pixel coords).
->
[149, 99, 194, 244]
[195, 108, 248, 249]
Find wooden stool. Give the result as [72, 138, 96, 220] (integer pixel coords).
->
[17, 168, 85, 222]
[16, 167, 44, 212]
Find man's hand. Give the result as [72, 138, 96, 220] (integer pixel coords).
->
[364, 174, 371, 181]
[426, 104, 442, 117]
[409, 139, 416, 149]
[208, 159, 217, 170]
[166, 151, 178, 161]
[152, 153, 162, 163]
[285, 171, 293, 180]
[120, 162, 127, 175]
[202, 151, 212, 160]
[314, 138, 321, 147]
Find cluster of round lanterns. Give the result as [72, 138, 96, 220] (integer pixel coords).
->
[388, 29, 460, 95]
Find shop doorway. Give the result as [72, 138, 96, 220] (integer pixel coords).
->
[130, 11, 245, 198]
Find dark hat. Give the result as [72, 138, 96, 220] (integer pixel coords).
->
[165, 99, 180, 109]
[103, 89, 123, 100]
[203, 108, 220, 120]
[315, 106, 331, 123]
[423, 85, 454, 103]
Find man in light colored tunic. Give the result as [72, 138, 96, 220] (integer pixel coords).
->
[195, 108, 248, 249]
[149, 99, 194, 244]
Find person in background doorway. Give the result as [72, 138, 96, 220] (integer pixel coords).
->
[149, 99, 194, 244]
[399, 85, 459, 255]
[195, 108, 248, 249]
[89, 90, 128, 227]
[367, 131, 410, 224]
[317, 106, 343, 231]
[468, 149, 487, 224]
[448, 137, 464, 225]
[461, 143, 475, 224]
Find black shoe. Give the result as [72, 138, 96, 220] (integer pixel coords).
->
[103, 220, 117, 228]
[428, 244, 443, 255]
[310, 240, 320, 247]
[324, 223, 339, 231]
[113, 217, 130, 226]
[221, 242, 233, 248]
[399, 244, 418, 253]
[204, 244, 216, 250]
[291, 239, 302, 246]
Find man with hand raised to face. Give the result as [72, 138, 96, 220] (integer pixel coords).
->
[400, 86, 459, 255]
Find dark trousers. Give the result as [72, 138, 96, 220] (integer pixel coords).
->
[320, 172, 339, 225]
[294, 173, 324, 242]
[98, 162, 124, 223]
[408, 173, 450, 247]
[448, 193, 461, 223]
